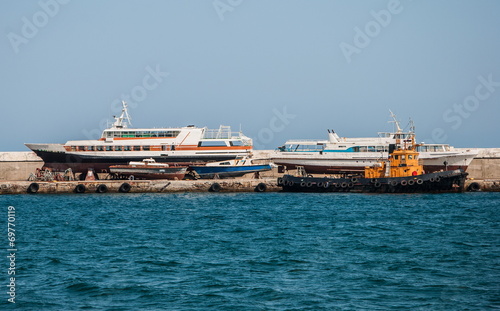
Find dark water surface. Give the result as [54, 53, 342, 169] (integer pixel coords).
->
[1, 192, 499, 310]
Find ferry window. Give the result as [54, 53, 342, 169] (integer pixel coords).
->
[394, 155, 399, 160]
[376, 146, 385, 152]
[136, 132, 142, 137]
[200, 141, 227, 147]
[106, 146, 113, 151]
[115, 146, 122, 151]
[401, 155, 406, 160]
[71, 146, 76, 151]
[78, 146, 86, 151]
[367, 146, 376, 152]
[143, 146, 150, 151]
[134, 146, 141, 151]
[162, 145, 168, 151]
[353, 147, 360, 152]
[88, 146, 95, 151]
[124, 146, 131, 151]
[97, 146, 104, 151]
[408, 155, 413, 160]
[360, 146, 367, 152]
[230, 141, 243, 146]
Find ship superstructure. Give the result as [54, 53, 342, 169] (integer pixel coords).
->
[26, 102, 253, 173]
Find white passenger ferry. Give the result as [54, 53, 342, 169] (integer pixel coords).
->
[271, 113, 478, 174]
[26, 102, 253, 173]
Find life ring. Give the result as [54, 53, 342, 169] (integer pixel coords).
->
[341, 182, 348, 188]
[119, 182, 131, 193]
[277, 177, 283, 186]
[347, 182, 354, 188]
[27, 182, 39, 194]
[412, 171, 418, 176]
[334, 183, 340, 188]
[408, 180, 415, 186]
[128, 175, 135, 180]
[416, 179, 424, 185]
[287, 181, 295, 187]
[390, 180, 398, 186]
[74, 184, 86, 193]
[434, 177, 441, 182]
[374, 181, 381, 188]
[429, 177, 435, 182]
[371, 178, 377, 184]
[323, 182, 329, 188]
[254, 183, 267, 192]
[300, 181, 307, 187]
[317, 182, 324, 188]
[96, 184, 108, 193]
[209, 183, 221, 192]
[467, 182, 481, 192]
[401, 180, 408, 186]
[351, 178, 358, 183]
[306, 182, 313, 188]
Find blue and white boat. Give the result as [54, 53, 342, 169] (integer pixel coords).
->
[190, 157, 273, 179]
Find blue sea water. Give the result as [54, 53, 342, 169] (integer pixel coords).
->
[0, 192, 499, 310]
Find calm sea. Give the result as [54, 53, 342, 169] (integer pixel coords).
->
[1, 192, 499, 310]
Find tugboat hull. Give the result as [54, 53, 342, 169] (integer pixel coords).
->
[278, 169, 468, 193]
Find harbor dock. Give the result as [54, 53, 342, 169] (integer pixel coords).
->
[0, 178, 280, 195]
[1, 149, 500, 194]
[0, 178, 498, 195]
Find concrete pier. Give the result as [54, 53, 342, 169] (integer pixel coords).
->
[0, 178, 280, 195]
[1, 149, 500, 193]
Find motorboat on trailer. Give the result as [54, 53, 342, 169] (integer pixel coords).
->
[189, 156, 274, 179]
[279, 132, 468, 193]
[271, 112, 477, 174]
[25, 101, 253, 173]
[109, 158, 188, 180]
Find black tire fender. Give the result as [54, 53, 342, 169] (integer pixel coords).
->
[255, 183, 267, 192]
[209, 182, 221, 192]
[74, 184, 86, 193]
[96, 184, 108, 193]
[119, 182, 132, 193]
[27, 182, 39, 194]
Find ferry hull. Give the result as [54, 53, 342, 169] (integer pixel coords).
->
[30, 149, 245, 173]
[278, 169, 468, 193]
[273, 152, 475, 174]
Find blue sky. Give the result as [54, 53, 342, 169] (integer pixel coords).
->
[1, 0, 499, 151]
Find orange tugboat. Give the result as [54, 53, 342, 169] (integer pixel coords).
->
[278, 127, 468, 193]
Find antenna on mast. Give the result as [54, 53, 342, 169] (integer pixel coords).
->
[112, 101, 133, 128]
[388, 110, 402, 133]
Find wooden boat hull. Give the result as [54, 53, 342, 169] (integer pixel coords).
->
[190, 164, 272, 179]
[109, 165, 187, 180]
[278, 169, 468, 193]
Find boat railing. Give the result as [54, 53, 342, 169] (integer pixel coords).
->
[202, 127, 243, 139]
